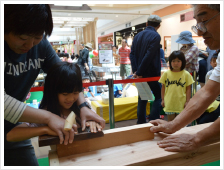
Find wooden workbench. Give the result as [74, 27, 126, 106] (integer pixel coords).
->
[45, 122, 219, 166]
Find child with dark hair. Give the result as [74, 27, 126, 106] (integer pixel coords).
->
[7, 62, 102, 142]
[4, 4, 105, 166]
[205, 52, 218, 83]
[82, 76, 95, 98]
[159, 51, 194, 121]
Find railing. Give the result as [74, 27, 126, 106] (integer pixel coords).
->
[30, 73, 198, 128]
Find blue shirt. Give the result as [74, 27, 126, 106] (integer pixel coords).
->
[130, 26, 161, 77]
[4, 38, 61, 149]
[114, 84, 123, 97]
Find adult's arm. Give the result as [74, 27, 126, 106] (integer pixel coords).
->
[4, 90, 75, 145]
[76, 92, 105, 131]
[136, 35, 160, 76]
[150, 79, 220, 133]
[157, 118, 220, 152]
[6, 123, 57, 142]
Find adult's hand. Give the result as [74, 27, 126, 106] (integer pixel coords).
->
[150, 119, 176, 134]
[157, 133, 199, 152]
[46, 113, 76, 145]
[79, 107, 105, 131]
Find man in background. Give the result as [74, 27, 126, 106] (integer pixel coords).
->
[130, 15, 163, 124]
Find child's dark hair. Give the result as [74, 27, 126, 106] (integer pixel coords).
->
[4, 4, 53, 38]
[82, 76, 90, 80]
[211, 52, 218, 62]
[39, 62, 82, 116]
[169, 51, 186, 71]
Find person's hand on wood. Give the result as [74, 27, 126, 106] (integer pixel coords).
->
[157, 133, 199, 152]
[79, 107, 105, 131]
[46, 113, 77, 145]
[149, 119, 176, 134]
[86, 121, 102, 133]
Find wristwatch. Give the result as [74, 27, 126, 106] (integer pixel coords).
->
[78, 102, 91, 110]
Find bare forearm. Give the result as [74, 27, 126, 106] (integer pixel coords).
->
[7, 126, 47, 142]
[77, 92, 86, 105]
[172, 80, 220, 131]
[194, 118, 220, 147]
[161, 85, 165, 100]
[19, 106, 52, 124]
[186, 86, 191, 102]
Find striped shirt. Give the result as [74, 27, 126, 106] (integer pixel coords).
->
[118, 46, 131, 64]
[4, 89, 27, 124]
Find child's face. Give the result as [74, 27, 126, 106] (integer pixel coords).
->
[58, 91, 79, 109]
[210, 58, 217, 68]
[171, 58, 182, 71]
[82, 79, 90, 83]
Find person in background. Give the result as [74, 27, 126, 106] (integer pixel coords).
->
[82, 76, 95, 99]
[118, 39, 131, 79]
[112, 45, 119, 65]
[113, 84, 123, 98]
[205, 52, 220, 101]
[130, 15, 162, 123]
[77, 43, 90, 76]
[150, 4, 220, 152]
[57, 49, 61, 57]
[176, 31, 199, 74]
[87, 45, 93, 72]
[160, 44, 166, 67]
[205, 53, 218, 83]
[159, 51, 194, 121]
[4, 4, 105, 165]
[197, 50, 208, 88]
[206, 46, 216, 71]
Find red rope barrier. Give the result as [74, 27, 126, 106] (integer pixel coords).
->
[30, 77, 160, 92]
[30, 86, 44, 92]
[82, 76, 160, 87]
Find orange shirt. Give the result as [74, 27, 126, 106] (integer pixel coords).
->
[118, 46, 131, 64]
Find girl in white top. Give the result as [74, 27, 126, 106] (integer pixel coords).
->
[159, 51, 194, 121]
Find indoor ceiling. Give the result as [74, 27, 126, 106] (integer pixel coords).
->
[50, 3, 172, 39]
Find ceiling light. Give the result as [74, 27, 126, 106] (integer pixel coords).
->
[116, 15, 118, 17]
[132, 27, 135, 30]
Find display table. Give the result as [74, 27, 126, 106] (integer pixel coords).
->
[91, 96, 150, 123]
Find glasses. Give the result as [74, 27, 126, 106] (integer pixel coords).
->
[191, 12, 220, 35]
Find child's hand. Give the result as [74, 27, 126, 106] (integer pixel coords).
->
[161, 100, 165, 107]
[45, 126, 58, 136]
[86, 121, 102, 133]
[184, 101, 189, 108]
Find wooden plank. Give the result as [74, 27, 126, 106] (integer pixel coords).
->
[56, 123, 154, 158]
[48, 150, 59, 166]
[55, 122, 219, 166]
[38, 127, 104, 147]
